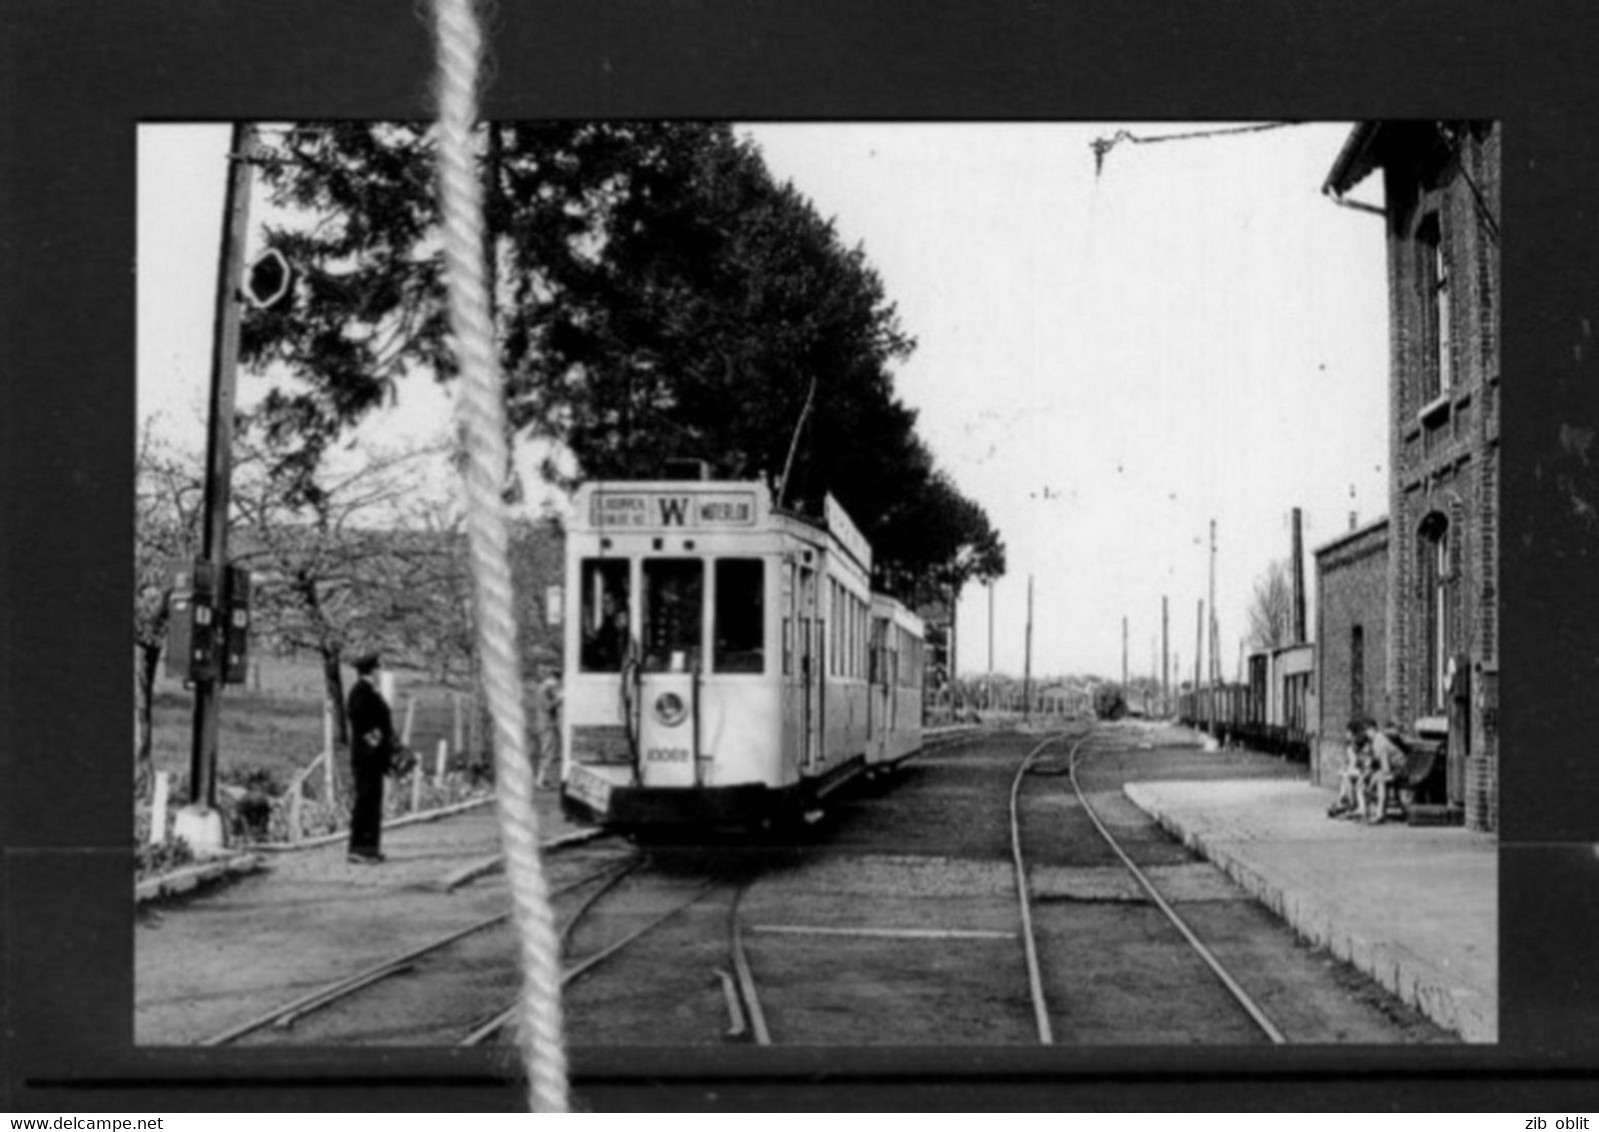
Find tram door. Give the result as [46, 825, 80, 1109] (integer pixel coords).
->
[635, 558, 703, 789]
[794, 563, 820, 775]
[867, 617, 887, 758]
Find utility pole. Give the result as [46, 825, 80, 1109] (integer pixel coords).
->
[1121, 615, 1128, 690]
[177, 121, 256, 855]
[1023, 574, 1034, 722]
[1205, 518, 1218, 733]
[1161, 595, 1169, 716]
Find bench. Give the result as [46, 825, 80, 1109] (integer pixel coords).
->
[1373, 731, 1446, 819]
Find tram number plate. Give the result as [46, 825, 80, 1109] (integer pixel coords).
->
[645, 747, 691, 763]
[566, 763, 613, 814]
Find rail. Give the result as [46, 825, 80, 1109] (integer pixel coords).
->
[1067, 733, 1288, 1044]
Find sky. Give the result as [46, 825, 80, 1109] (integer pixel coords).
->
[138, 121, 1390, 684]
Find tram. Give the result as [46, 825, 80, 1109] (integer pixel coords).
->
[558, 475, 925, 830]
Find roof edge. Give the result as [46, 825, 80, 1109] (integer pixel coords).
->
[1313, 513, 1390, 558]
[1323, 122, 1384, 196]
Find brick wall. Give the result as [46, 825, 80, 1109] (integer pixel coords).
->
[1312, 520, 1389, 786]
[1379, 121, 1500, 832]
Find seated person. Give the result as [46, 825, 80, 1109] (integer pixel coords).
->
[1328, 719, 1374, 819]
[1362, 719, 1411, 824]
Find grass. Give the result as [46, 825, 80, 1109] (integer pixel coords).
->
[144, 653, 498, 810]
[138, 653, 505, 860]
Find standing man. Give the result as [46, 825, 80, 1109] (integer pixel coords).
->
[347, 651, 396, 864]
[532, 655, 563, 790]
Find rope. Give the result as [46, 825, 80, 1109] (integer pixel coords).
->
[429, 0, 569, 1111]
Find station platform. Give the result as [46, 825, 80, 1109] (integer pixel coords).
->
[1123, 774, 1497, 1042]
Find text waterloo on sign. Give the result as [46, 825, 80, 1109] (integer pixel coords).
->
[590, 490, 759, 529]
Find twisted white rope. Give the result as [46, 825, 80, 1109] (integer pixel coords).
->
[430, 0, 569, 1111]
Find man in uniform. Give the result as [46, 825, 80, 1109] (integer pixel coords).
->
[347, 651, 396, 863]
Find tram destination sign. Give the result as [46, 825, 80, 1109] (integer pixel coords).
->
[590, 489, 760, 530]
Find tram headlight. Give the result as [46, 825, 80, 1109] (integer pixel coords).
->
[654, 692, 688, 727]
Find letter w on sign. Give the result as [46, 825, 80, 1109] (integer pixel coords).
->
[657, 496, 691, 525]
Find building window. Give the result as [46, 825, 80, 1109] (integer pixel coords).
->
[1418, 212, 1451, 405]
[1419, 512, 1451, 713]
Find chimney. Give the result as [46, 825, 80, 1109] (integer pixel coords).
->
[1291, 507, 1307, 644]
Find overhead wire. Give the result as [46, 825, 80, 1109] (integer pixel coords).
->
[1090, 121, 1305, 177]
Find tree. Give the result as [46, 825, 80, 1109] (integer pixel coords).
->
[133, 422, 206, 789]
[239, 121, 1003, 604]
[1246, 558, 1296, 652]
[228, 425, 466, 743]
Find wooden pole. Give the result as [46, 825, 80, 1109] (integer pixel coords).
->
[187, 121, 256, 811]
[1162, 596, 1169, 715]
[1023, 574, 1034, 722]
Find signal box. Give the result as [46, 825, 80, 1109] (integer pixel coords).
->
[223, 564, 252, 684]
[166, 559, 220, 683]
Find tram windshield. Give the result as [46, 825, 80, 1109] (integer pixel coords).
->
[642, 559, 703, 673]
[713, 558, 765, 674]
[578, 559, 631, 673]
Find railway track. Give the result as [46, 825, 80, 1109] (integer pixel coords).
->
[1009, 724, 1287, 1045]
[463, 858, 720, 1046]
[199, 844, 640, 1047]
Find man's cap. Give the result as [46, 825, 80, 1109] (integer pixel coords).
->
[354, 651, 381, 675]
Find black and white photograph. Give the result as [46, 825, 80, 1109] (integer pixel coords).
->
[11, 0, 1599, 1116]
[132, 117, 1497, 1063]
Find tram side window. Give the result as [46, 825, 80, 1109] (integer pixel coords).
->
[713, 558, 765, 674]
[642, 559, 704, 673]
[579, 559, 631, 673]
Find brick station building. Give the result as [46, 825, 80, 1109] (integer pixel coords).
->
[1323, 121, 1501, 832]
[1312, 517, 1389, 787]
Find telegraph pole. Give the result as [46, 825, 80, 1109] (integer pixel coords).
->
[1208, 519, 1218, 689]
[1161, 595, 1169, 716]
[1023, 574, 1034, 722]
[178, 121, 256, 854]
[1121, 615, 1128, 690]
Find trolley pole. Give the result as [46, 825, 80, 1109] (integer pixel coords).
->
[177, 121, 256, 855]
